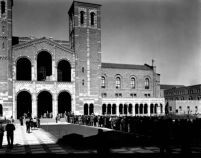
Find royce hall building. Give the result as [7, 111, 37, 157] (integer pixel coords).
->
[0, 0, 164, 119]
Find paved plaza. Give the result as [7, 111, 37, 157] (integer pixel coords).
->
[0, 121, 201, 156]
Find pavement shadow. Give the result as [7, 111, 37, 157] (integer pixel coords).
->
[56, 129, 144, 151]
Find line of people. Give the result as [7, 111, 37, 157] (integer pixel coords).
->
[65, 114, 201, 154]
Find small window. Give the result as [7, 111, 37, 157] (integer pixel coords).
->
[80, 11, 85, 25]
[115, 93, 118, 98]
[82, 79, 84, 86]
[90, 12, 95, 26]
[144, 94, 147, 97]
[116, 77, 121, 89]
[169, 107, 172, 111]
[119, 93, 122, 97]
[82, 67, 84, 73]
[101, 76, 105, 88]
[130, 77, 135, 89]
[145, 78, 149, 89]
[1, 1, 5, 15]
[101, 93, 107, 98]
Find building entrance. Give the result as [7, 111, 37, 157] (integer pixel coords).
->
[37, 91, 52, 118]
[58, 91, 71, 116]
[17, 91, 32, 119]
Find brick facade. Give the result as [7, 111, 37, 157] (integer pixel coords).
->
[0, 1, 164, 119]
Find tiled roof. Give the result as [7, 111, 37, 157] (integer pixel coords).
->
[101, 63, 153, 70]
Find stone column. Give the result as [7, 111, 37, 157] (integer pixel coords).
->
[132, 104, 135, 116]
[53, 93, 57, 118]
[116, 104, 119, 116]
[13, 93, 16, 119]
[148, 104, 150, 116]
[52, 47, 56, 81]
[32, 64, 35, 81]
[34, 54, 37, 81]
[32, 93, 37, 117]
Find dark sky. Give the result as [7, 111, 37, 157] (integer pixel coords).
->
[13, 0, 201, 86]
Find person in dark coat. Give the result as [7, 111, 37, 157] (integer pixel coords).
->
[19, 116, 23, 126]
[5, 121, 15, 149]
[26, 120, 30, 133]
[0, 123, 4, 148]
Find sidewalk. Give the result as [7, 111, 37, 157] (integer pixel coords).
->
[0, 123, 67, 154]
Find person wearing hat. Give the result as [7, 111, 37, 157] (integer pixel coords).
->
[0, 122, 4, 148]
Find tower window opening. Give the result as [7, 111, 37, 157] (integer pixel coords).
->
[1, 1, 5, 15]
[80, 11, 85, 25]
[90, 12, 95, 26]
[82, 79, 84, 86]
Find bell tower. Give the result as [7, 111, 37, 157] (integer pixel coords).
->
[68, 1, 102, 115]
[0, 0, 13, 117]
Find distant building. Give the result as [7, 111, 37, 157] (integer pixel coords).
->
[0, 0, 164, 119]
[164, 84, 201, 115]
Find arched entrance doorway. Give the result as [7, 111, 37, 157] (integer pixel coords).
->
[57, 60, 71, 82]
[84, 104, 88, 115]
[37, 51, 52, 81]
[58, 91, 71, 116]
[112, 104, 116, 115]
[0, 104, 2, 117]
[16, 57, 31, 81]
[89, 104, 94, 115]
[107, 104, 111, 115]
[102, 104, 106, 115]
[37, 91, 52, 118]
[17, 91, 32, 119]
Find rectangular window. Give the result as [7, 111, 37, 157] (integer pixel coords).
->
[115, 93, 118, 98]
[144, 94, 147, 97]
[101, 93, 107, 98]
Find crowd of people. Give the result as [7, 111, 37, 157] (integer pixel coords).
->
[62, 113, 201, 154]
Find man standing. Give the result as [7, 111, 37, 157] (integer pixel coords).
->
[0, 123, 4, 148]
[5, 120, 15, 149]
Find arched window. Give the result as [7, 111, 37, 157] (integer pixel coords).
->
[135, 104, 139, 115]
[145, 78, 149, 89]
[84, 104, 88, 115]
[144, 104, 148, 114]
[57, 60, 71, 82]
[80, 11, 85, 25]
[89, 104, 94, 115]
[90, 12, 95, 26]
[112, 104, 116, 115]
[16, 58, 32, 81]
[116, 77, 121, 89]
[1, 1, 5, 15]
[37, 51, 52, 81]
[119, 104, 123, 114]
[130, 77, 135, 89]
[107, 104, 111, 114]
[102, 104, 106, 115]
[101, 76, 105, 88]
